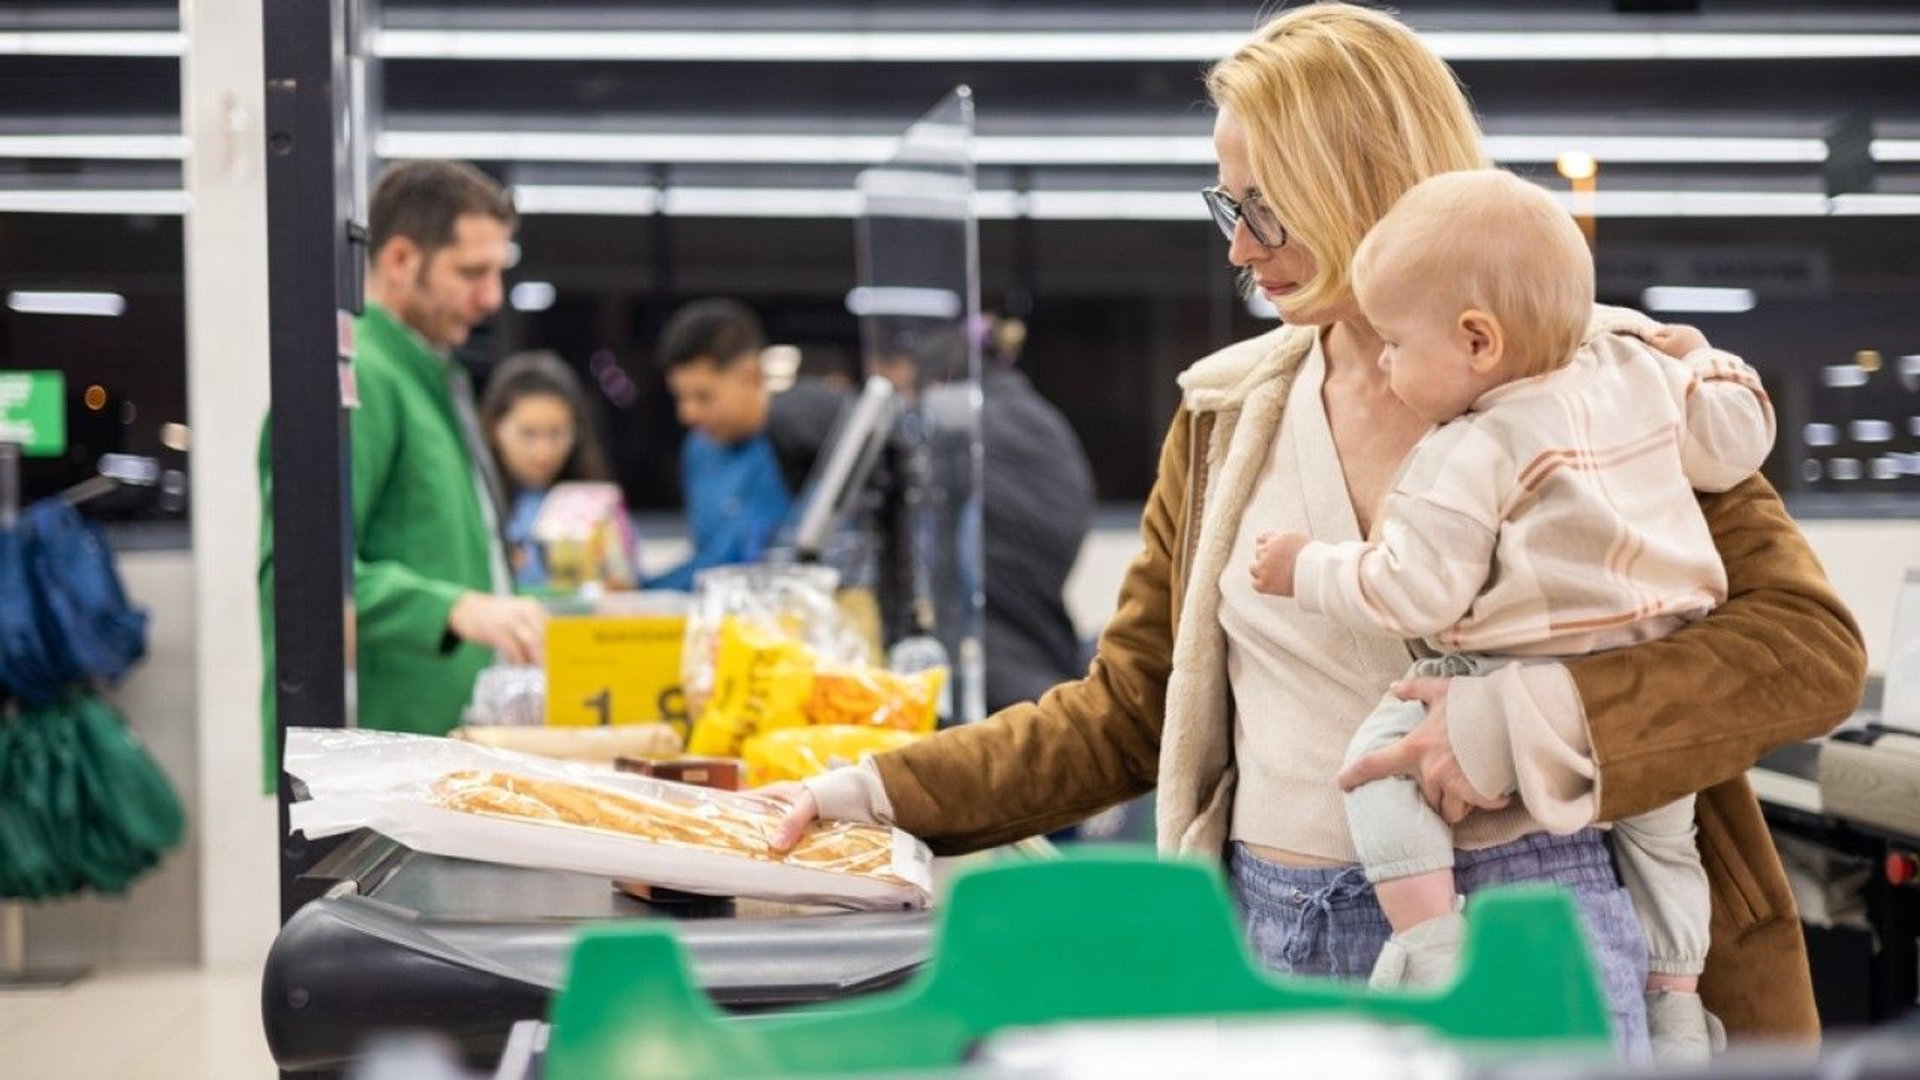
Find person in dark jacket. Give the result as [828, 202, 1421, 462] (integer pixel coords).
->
[975, 317, 1096, 711]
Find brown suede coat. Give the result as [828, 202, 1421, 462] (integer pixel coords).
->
[874, 330, 1866, 1040]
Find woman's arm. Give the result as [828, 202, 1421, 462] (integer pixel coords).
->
[854, 409, 1195, 855]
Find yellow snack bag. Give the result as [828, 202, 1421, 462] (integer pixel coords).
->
[742, 725, 925, 787]
[686, 618, 816, 756]
[805, 663, 944, 733]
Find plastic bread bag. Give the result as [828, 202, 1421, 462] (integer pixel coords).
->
[284, 727, 932, 910]
[688, 617, 946, 757]
[680, 563, 872, 719]
[741, 725, 925, 787]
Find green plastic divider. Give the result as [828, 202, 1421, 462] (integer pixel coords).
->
[546, 849, 1611, 1079]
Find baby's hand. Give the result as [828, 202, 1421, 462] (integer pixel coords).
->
[1646, 323, 1710, 358]
[1249, 530, 1310, 597]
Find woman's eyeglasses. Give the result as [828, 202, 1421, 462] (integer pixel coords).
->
[1201, 186, 1288, 249]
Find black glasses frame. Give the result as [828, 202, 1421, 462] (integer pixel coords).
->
[1201, 185, 1288, 249]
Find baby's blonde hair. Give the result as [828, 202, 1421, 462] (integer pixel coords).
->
[1206, 3, 1488, 318]
[1353, 169, 1594, 377]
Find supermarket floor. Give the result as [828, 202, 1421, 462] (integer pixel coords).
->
[0, 966, 275, 1079]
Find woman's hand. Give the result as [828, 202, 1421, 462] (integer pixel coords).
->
[1336, 676, 1509, 824]
[760, 781, 820, 854]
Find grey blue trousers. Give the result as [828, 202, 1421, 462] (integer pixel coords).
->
[1230, 829, 1652, 1059]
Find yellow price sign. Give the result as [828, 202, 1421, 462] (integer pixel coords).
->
[545, 615, 688, 734]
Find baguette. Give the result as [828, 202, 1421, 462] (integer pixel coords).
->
[431, 770, 902, 883]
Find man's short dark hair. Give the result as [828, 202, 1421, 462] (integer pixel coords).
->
[656, 299, 766, 372]
[368, 160, 516, 259]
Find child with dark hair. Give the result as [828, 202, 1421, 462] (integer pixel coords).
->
[480, 350, 613, 588]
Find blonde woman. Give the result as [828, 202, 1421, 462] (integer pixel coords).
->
[770, 3, 1862, 1053]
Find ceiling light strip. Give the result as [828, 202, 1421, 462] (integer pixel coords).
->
[378, 130, 1830, 167]
[0, 31, 185, 57]
[0, 134, 188, 159]
[0, 190, 189, 215]
[0, 186, 1903, 220]
[372, 28, 1920, 63]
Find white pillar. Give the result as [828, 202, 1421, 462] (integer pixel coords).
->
[182, 0, 279, 969]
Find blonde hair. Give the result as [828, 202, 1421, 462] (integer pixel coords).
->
[1353, 169, 1594, 377]
[1206, 3, 1488, 318]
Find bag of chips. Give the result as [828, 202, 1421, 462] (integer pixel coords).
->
[688, 617, 944, 757]
[741, 724, 925, 787]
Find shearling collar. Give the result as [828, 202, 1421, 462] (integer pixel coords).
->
[1176, 323, 1316, 415]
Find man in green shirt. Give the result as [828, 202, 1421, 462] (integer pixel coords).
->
[259, 160, 547, 787]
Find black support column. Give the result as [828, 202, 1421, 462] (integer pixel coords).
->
[264, 0, 366, 924]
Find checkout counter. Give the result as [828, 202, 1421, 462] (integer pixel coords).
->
[262, 831, 935, 1072]
[261, 688, 1920, 1077]
[1747, 677, 1920, 1029]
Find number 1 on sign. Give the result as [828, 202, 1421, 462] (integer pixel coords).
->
[583, 689, 612, 726]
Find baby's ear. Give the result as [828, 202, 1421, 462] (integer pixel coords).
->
[1458, 309, 1506, 373]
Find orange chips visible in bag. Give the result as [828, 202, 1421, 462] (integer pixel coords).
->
[687, 617, 945, 758]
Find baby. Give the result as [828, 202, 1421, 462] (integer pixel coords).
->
[1250, 169, 1774, 1061]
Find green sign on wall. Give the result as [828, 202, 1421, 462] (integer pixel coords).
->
[0, 370, 67, 456]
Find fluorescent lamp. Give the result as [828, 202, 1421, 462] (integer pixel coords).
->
[978, 135, 1211, 165]
[509, 281, 557, 312]
[662, 187, 861, 218]
[510, 185, 659, 216]
[1872, 457, 1901, 481]
[384, 129, 1827, 168]
[381, 130, 899, 164]
[1421, 32, 1920, 60]
[760, 345, 802, 380]
[845, 287, 963, 319]
[371, 29, 1920, 63]
[1851, 420, 1895, 443]
[98, 453, 161, 484]
[7, 290, 126, 317]
[0, 31, 184, 57]
[1802, 423, 1839, 448]
[1826, 458, 1863, 481]
[1492, 135, 1824, 164]
[1912, 417, 1920, 437]
[1870, 140, 1920, 162]
[1822, 365, 1869, 388]
[491, 185, 1920, 222]
[0, 190, 188, 215]
[1023, 190, 1202, 220]
[971, 191, 1023, 220]
[371, 29, 1252, 63]
[1641, 286, 1757, 314]
[0, 134, 188, 160]
[1830, 194, 1920, 216]
[1558, 191, 1827, 217]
